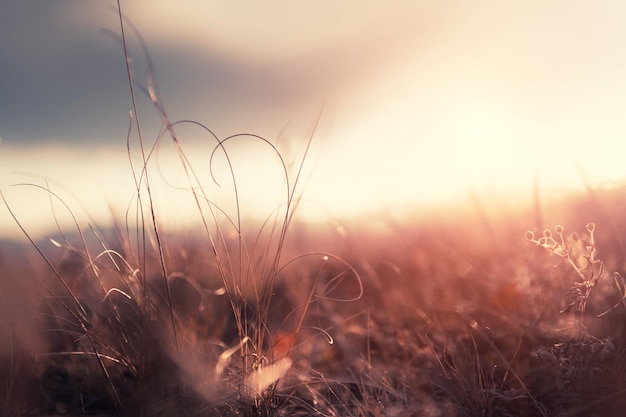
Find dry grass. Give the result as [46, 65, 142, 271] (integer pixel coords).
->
[4, 186, 626, 417]
[5, 182, 626, 417]
[3, 4, 626, 416]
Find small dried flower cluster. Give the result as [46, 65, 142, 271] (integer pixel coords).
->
[526, 223, 604, 330]
[525, 223, 597, 263]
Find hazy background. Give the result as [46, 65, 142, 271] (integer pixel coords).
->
[2, 1, 626, 239]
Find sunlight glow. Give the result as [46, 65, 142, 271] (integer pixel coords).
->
[3, 2, 626, 238]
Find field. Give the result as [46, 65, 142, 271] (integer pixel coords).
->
[2, 178, 626, 417]
[3, 6, 626, 417]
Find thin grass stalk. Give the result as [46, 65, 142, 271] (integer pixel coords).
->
[115, 0, 178, 350]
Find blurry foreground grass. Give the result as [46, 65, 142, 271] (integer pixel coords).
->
[2, 185, 626, 416]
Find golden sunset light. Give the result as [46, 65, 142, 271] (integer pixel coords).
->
[2, 1, 626, 237]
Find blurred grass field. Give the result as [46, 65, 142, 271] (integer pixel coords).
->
[3, 4, 626, 415]
[2, 183, 626, 416]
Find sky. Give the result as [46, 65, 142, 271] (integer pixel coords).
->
[2, 1, 626, 239]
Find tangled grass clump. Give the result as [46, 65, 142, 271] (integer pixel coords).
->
[0, 3, 365, 415]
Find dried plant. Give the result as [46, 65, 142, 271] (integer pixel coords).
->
[525, 223, 605, 335]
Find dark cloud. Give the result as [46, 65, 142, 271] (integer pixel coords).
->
[0, 1, 129, 144]
[0, 1, 400, 147]
[0, 3, 301, 145]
